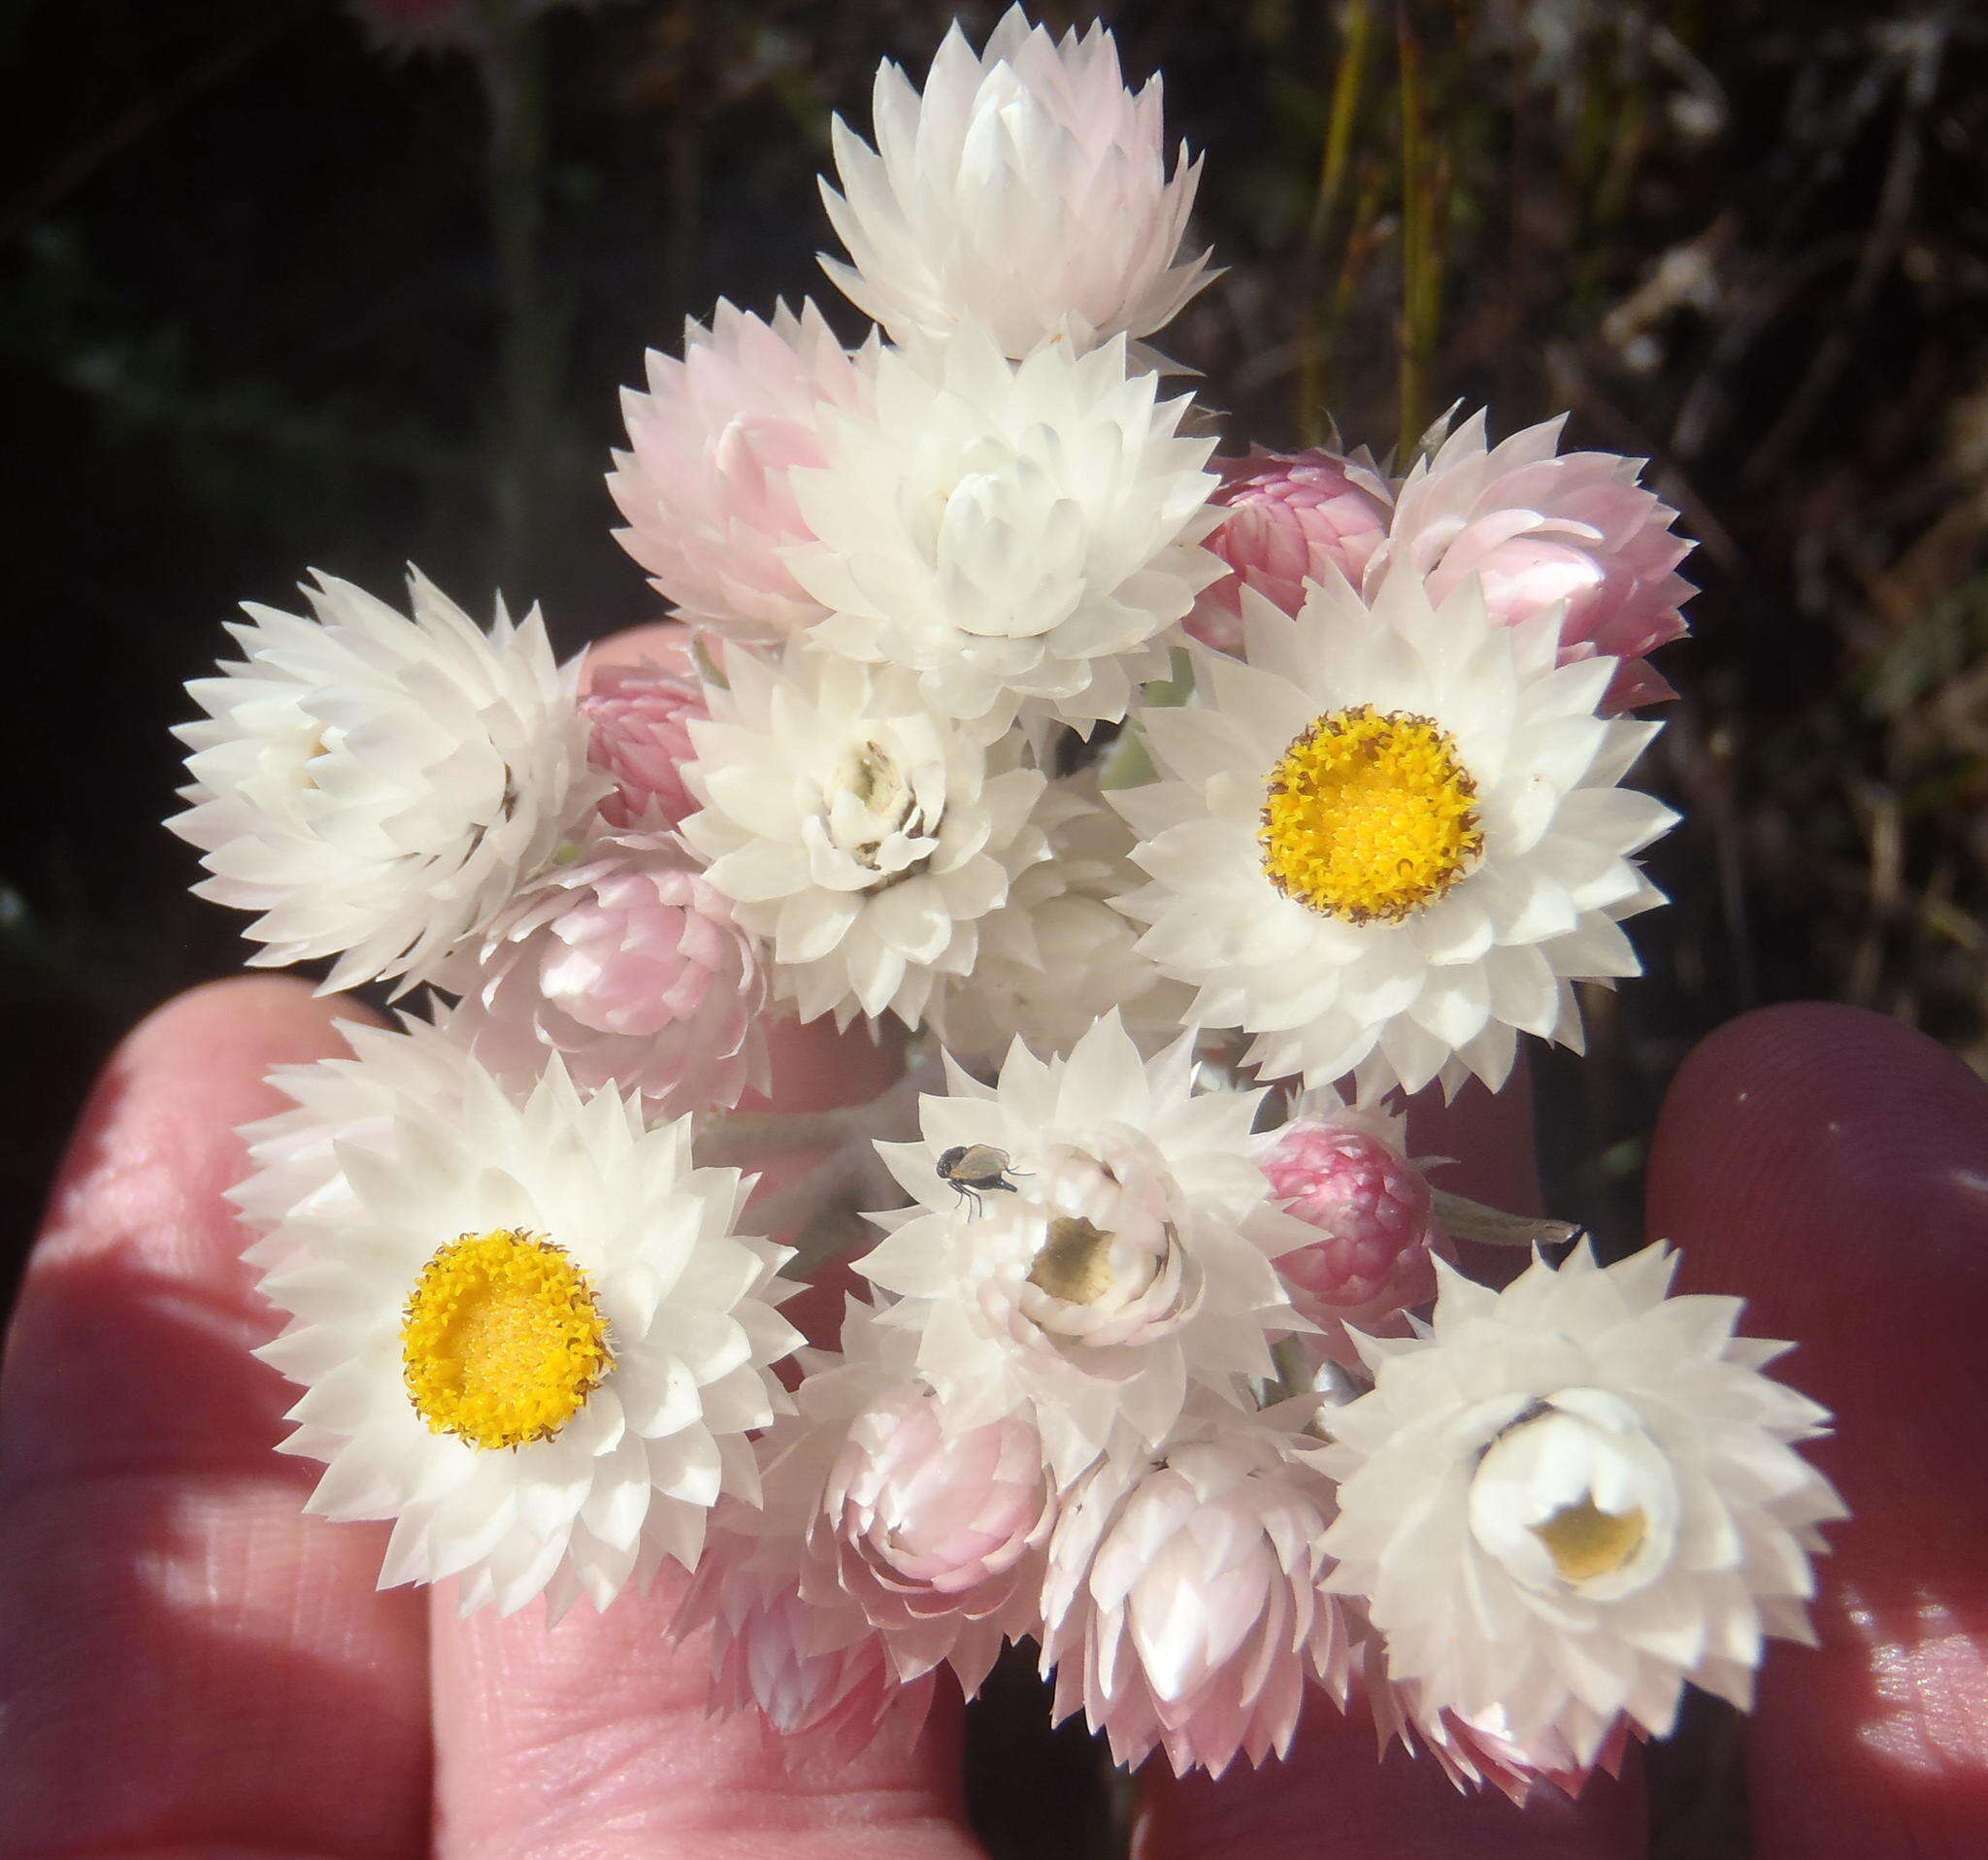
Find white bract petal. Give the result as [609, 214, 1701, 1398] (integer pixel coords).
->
[936, 771, 1188, 1062]
[1315, 1244, 1846, 1766]
[235, 1017, 801, 1618]
[819, 6, 1214, 355]
[860, 1015, 1308, 1484]
[1112, 568, 1677, 1095]
[1040, 1399, 1353, 1777]
[170, 570, 604, 993]
[785, 329, 1222, 732]
[679, 643, 1051, 1032]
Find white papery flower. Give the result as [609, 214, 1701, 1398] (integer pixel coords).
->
[819, 6, 1213, 356]
[171, 570, 602, 993]
[936, 772, 1186, 1062]
[682, 1303, 1048, 1703]
[1041, 1399, 1353, 1777]
[1316, 1244, 1846, 1766]
[1113, 570, 1677, 1095]
[607, 299, 875, 643]
[785, 329, 1222, 731]
[685, 1512, 933, 1754]
[860, 1015, 1309, 1484]
[235, 1017, 800, 1617]
[679, 643, 1049, 1031]
[1362, 1644, 1635, 1806]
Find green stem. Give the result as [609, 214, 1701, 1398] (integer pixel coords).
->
[1395, 7, 1433, 462]
[1429, 1187, 1580, 1250]
[472, 0, 553, 594]
[691, 1066, 932, 1171]
[1297, 0, 1375, 446]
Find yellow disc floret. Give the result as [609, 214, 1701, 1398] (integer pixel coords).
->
[402, 1229, 613, 1450]
[1259, 705, 1483, 922]
[1534, 1498, 1648, 1584]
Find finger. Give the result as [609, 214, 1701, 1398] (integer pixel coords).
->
[1647, 1002, 1988, 1859]
[1137, 1059, 1647, 1859]
[428, 623, 977, 1860]
[0, 979, 428, 1860]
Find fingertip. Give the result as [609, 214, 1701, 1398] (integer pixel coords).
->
[1649, 1001, 1988, 1859]
[0, 971, 432, 1856]
[122, 970, 376, 1062]
[1648, 997, 1988, 1368]
[33, 977, 379, 1279]
[6, 978, 385, 1472]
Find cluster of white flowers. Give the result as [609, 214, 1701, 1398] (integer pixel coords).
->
[173, 4, 1839, 1799]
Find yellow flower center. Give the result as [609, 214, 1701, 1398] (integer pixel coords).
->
[1026, 1216, 1118, 1305]
[1259, 705, 1483, 923]
[1533, 1498, 1647, 1583]
[401, 1230, 612, 1451]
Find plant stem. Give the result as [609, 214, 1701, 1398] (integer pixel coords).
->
[473, 0, 554, 594]
[748, 1145, 903, 1278]
[1430, 1187, 1580, 1250]
[1298, 0, 1375, 446]
[691, 1065, 933, 1171]
[1396, 6, 1434, 461]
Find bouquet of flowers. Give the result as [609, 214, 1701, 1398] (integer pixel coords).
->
[167, 7, 1842, 1797]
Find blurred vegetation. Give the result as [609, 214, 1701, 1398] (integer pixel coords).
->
[2, 1, 1985, 1848]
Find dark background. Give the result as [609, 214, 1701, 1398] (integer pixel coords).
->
[2, 2, 1984, 1850]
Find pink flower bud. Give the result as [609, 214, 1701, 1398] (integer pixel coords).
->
[1187, 449, 1393, 654]
[1376, 412, 1693, 711]
[448, 832, 770, 1116]
[1041, 1405, 1352, 1777]
[1263, 1117, 1438, 1358]
[807, 1389, 1052, 1698]
[825, 1390, 1049, 1605]
[582, 649, 709, 830]
[682, 1521, 934, 1756]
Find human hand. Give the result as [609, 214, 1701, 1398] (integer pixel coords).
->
[4, 649, 1981, 1860]
[1143, 1002, 1988, 1858]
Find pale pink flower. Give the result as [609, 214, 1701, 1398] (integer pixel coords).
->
[1041, 1403, 1353, 1777]
[704, 1309, 1047, 1702]
[608, 300, 873, 642]
[1362, 1640, 1634, 1805]
[1185, 448, 1392, 654]
[582, 648, 708, 830]
[817, 8, 1213, 356]
[1261, 1106, 1439, 1366]
[447, 831, 770, 1116]
[1375, 411, 1693, 709]
[682, 1512, 936, 1756]
[809, 1387, 1053, 1697]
